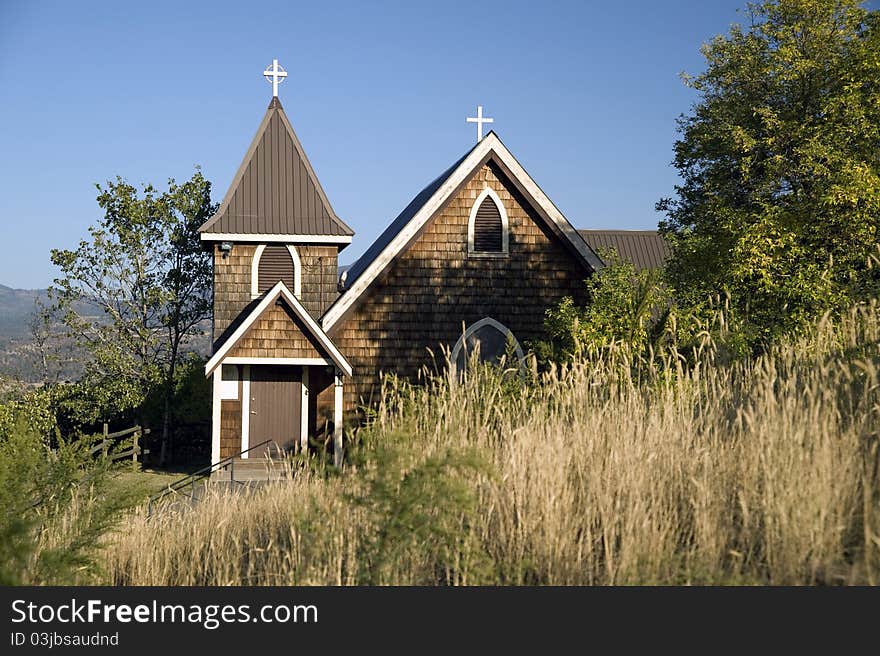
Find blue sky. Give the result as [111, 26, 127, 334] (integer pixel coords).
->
[1, 0, 756, 288]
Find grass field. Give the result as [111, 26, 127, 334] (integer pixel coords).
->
[109, 469, 182, 500]
[100, 304, 880, 586]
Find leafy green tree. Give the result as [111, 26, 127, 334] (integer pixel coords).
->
[535, 251, 670, 362]
[49, 170, 215, 463]
[658, 0, 880, 342]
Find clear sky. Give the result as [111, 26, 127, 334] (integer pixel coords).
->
[1, 0, 757, 289]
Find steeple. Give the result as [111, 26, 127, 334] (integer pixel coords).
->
[199, 65, 352, 242]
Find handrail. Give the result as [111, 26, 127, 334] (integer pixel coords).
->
[146, 439, 272, 515]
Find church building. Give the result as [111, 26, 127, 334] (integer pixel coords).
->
[199, 61, 665, 465]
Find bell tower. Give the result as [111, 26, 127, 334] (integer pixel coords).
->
[199, 60, 354, 345]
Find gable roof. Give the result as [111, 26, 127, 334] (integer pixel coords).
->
[205, 280, 352, 377]
[200, 97, 354, 241]
[338, 147, 475, 291]
[579, 230, 668, 271]
[325, 132, 603, 330]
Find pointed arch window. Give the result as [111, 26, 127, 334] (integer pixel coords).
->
[251, 244, 302, 298]
[467, 188, 509, 256]
[450, 317, 524, 374]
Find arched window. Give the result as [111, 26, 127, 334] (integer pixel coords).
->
[467, 188, 509, 256]
[451, 317, 524, 374]
[251, 244, 301, 298]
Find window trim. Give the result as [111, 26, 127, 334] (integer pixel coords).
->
[450, 317, 524, 374]
[467, 187, 509, 257]
[219, 364, 239, 399]
[251, 243, 302, 299]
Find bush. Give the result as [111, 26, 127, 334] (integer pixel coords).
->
[534, 251, 670, 363]
[0, 420, 132, 584]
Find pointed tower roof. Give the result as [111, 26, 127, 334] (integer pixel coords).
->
[200, 97, 353, 242]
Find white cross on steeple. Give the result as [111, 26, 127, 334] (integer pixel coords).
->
[263, 59, 288, 97]
[466, 105, 494, 142]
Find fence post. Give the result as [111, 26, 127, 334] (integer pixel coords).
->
[102, 423, 109, 458]
[132, 428, 140, 471]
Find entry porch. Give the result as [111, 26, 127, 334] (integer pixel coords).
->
[204, 281, 353, 468]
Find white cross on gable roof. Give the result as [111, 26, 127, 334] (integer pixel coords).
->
[263, 59, 287, 97]
[466, 105, 494, 142]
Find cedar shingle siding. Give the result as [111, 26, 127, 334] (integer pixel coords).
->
[201, 93, 674, 461]
[228, 301, 325, 360]
[318, 161, 591, 414]
[220, 398, 242, 459]
[473, 196, 503, 252]
[212, 243, 340, 347]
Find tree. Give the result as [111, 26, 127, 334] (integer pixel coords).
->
[0, 418, 129, 584]
[49, 170, 215, 463]
[535, 251, 670, 362]
[25, 300, 81, 385]
[658, 0, 880, 342]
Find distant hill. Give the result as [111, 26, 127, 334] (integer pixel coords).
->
[0, 283, 209, 386]
[0, 284, 49, 342]
[0, 285, 55, 386]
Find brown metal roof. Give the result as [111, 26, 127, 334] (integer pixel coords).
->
[578, 230, 668, 270]
[200, 97, 353, 237]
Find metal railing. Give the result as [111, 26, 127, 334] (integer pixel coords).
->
[146, 440, 271, 516]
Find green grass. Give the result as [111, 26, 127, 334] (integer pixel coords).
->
[107, 468, 181, 501]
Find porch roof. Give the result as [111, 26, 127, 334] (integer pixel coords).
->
[205, 280, 352, 377]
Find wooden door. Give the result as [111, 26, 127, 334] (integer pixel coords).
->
[248, 365, 301, 456]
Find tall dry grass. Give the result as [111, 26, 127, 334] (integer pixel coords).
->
[102, 304, 880, 585]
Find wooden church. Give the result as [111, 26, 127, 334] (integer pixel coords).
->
[200, 61, 666, 465]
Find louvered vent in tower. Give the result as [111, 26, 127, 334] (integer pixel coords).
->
[257, 245, 295, 294]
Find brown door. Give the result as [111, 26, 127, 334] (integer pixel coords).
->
[248, 365, 301, 456]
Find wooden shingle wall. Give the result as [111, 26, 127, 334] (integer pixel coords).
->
[213, 244, 256, 343]
[212, 243, 341, 346]
[228, 302, 325, 359]
[220, 399, 242, 459]
[299, 245, 340, 318]
[320, 161, 591, 415]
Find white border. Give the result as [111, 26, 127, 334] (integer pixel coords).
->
[240, 365, 251, 457]
[322, 133, 604, 330]
[467, 187, 509, 256]
[211, 371, 221, 464]
[203, 233, 352, 244]
[334, 370, 344, 467]
[219, 363, 239, 399]
[222, 357, 331, 366]
[205, 280, 352, 377]
[300, 367, 310, 451]
[251, 244, 302, 299]
[450, 317, 525, 372]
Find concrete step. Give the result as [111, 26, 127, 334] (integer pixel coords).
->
[211, 456, 296, 482]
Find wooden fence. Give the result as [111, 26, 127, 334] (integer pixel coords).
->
[90, 424, 150, 470]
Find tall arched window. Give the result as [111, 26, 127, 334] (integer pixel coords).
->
[251, 244, 302, 298]
[467, 188, 509, 256]
[450, 317, 524, 374]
